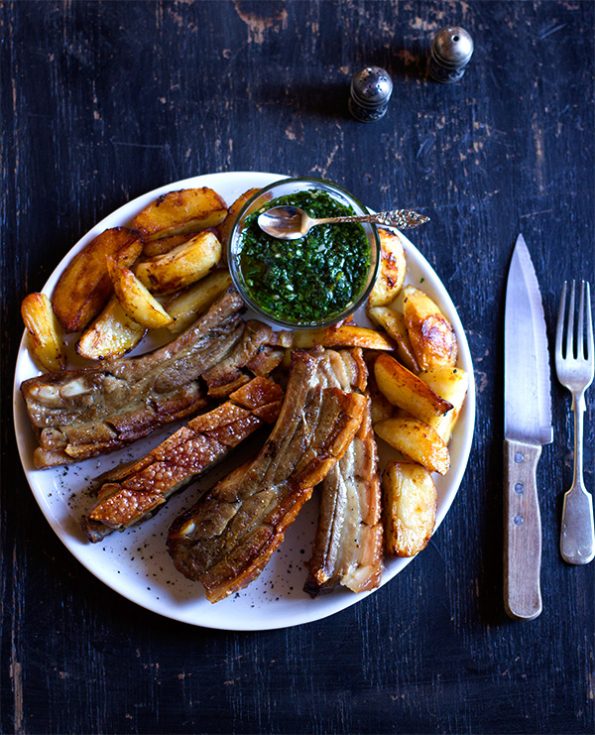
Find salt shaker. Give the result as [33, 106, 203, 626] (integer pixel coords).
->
[429, 26, 474, 83]
[349, 66, 393, 122]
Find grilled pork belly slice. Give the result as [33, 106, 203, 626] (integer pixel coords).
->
[21, 289, 280, 468]
[167, 349, 367, 603]
[305, 399, 383, 595]
[82, 377, 283, 542]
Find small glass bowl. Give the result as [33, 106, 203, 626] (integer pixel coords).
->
[227, 177, 380, 329]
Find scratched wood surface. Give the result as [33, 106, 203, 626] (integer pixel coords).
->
[1, 1, 594, 733]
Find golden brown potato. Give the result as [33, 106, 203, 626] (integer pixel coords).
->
[368, 228, 407, 307]
[52, 227, 142, 332]
[291, 325, 394, 351]
[368, 373, 394, 424]
[21, 293, 66, 372]
[374, 413, 450, 475]
[166, 270, 232, 334]
[368, 305, 420, 372]
[142, 233, 196, 259]
[107, 258, 173, 328]
[217, 188, 261, 256]
[77, 296, 146, 360]
[135, 231, 222, 293]
[131, 188, 227, 241]
[374, 353, 452, 424]
[401, 286, 457, 370]
[419, 365, 469, 443]
[383, 461, 437, 557]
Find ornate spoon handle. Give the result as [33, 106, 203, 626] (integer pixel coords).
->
[317, 209, 430, 230]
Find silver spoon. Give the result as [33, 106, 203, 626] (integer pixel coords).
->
[257, 206, 430, 240]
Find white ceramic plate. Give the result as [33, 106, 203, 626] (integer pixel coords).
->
[13, 171, 475, 631]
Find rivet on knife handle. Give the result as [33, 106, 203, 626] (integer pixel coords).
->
[503, 439, 543, 620]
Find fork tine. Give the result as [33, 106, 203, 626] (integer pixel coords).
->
[566, 280, 576, 359]
[586, 281, 594, 362]
[556, 280, 567, 359]
[578, 281, 586, 360]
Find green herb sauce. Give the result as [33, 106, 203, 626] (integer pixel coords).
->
[238, 190, 371, 324]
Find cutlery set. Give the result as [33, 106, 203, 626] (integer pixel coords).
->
[504, 234, 594, 620]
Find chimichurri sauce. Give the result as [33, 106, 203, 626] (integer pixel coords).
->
[238, 190, 371, 324]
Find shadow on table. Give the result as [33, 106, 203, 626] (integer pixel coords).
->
[475, 287, 510, 627]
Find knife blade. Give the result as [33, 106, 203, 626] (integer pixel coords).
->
[504, 233, 553, 621]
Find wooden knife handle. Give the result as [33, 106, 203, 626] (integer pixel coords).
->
[503, 439, 543, 620]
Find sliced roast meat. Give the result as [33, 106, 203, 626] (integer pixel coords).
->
[21, 289, 280, 468]
[305, 397, 383, 595]
[167, 349, 367, 603]
[82, 377, 283, 542]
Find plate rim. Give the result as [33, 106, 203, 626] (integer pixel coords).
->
[13, 170, 476, 631]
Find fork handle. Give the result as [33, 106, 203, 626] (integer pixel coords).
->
[560, 391, 595, 564]
[504, 439, 543, 620]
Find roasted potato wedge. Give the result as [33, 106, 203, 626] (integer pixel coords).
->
[142, 233, 196, 259]
[401, 286, 458, 370]
[420, 365, 469, 443]
[375, 413, 450, 475]
[52, 227, 142, 332]
[401, 286, 457, 370]
[77, 296, 146, 360]
[368, 375, 394, 424]
[131, 187, 227, 241]
[383, 461, 437, 557]
[375, 353, 452, 424]
[21, 293, 66, 372]
[291, 325, 393, 351]
[217, 188, 261, 255]
[107, 258, 173, 328]
[135, 231, 222, 293]
[368, 305, 420, 372]
[368, 228, 407, 307]
[166, 270, 232, 334]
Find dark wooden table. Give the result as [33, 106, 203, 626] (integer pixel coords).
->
[2, 2, 594, 733]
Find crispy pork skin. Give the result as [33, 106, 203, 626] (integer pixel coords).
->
[82, 377, 283, 542]
[167, 349, 367, 603]
[305, 398, 383, 595]
[21, 289, 279, 468]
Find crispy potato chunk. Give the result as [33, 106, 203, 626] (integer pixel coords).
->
[419, 366, 469, 443]
[368, 229, 407, 307]
[374, 413, 450, 475]
[135, 231, 222, 293]
[166, 270, 232, 334]
[383, 461, 437, 556]
[131, 187, 227, 241]
[368, 374, 394, 424]
[292, 325, 394, 351]
[142, 233, 196, 259]
[77, 296, 146, 360]
[107, 258, 173, 328]
[21, 293, 66, 372]
[368, 306, 420, 372]
[374, 353, 452, 424]
[52, 227, 142, 332]
[217, 188, 261, 256]
[401, 286, 457, 370]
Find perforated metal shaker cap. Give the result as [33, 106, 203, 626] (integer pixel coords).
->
[429, 26, 474, 83]
[349, 66, 393, 122]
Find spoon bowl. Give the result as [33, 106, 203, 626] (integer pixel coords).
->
[257, 206, 309, 240]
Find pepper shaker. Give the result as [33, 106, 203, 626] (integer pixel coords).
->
[429, 26, 474, 83]
[349, 66, 393, 122]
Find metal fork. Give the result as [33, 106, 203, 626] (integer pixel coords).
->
[555, 280, 595, 564]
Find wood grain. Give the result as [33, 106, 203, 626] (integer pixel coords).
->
[1, 1, 594, 733]
[503, 440, 543, 621]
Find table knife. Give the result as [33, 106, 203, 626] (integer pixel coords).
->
[504, 234, 553, 620]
